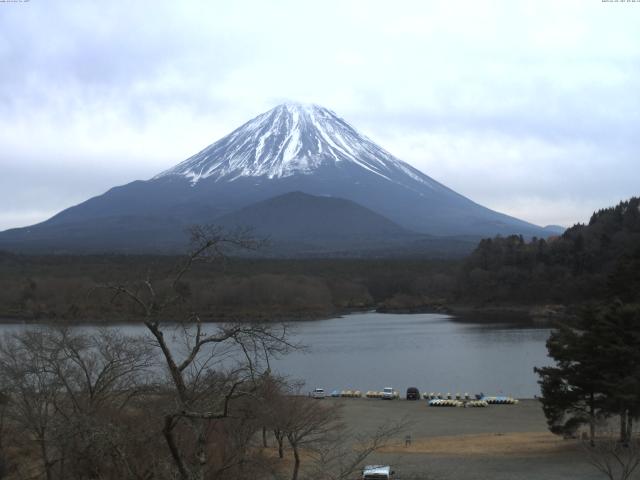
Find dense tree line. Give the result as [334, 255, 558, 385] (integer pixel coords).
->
[0, 197, 638, 322]
[0, 254, 458, 321]
[459, 197, 640, 305]
[533, 199, 640, 478]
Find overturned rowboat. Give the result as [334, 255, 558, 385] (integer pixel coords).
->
[428, 399, 464, 407]
[465, 400, 489, 408]
[482, 396, 519, 405]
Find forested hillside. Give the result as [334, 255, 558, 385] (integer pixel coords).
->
[0, 198, 637, 322]
[459, 197, 640, 305]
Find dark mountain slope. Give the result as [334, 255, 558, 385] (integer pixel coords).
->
[215, 191, 413, 241]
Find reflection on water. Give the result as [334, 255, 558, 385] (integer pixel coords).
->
[0, 312, 552, 398]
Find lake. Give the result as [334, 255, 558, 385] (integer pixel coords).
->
[0, 312, 552, 398]
[273, 312, 552, 398]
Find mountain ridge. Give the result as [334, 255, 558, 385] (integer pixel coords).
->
[0, 102, 554, 254]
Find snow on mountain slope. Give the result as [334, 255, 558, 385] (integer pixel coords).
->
[154, 102, 446, 193]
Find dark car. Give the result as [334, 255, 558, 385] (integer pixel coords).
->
[406, 387, 420, 400]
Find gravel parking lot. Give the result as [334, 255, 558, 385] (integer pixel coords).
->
[329, 398, 602, 480]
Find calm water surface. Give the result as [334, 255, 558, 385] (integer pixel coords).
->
[0, 312, 552, 398]
[273, 312, 551, 398]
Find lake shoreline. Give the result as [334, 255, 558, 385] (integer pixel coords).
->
[0, 302, 569, 325]
[0, 311, 550, 398]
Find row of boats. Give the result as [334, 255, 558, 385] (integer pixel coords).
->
[314, 388, 519, 405]
[427, 397, 519, 407]
[316, 389, 400, 398]
[424, 393, 519, 405]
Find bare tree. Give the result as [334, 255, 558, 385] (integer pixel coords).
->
[99, 225, 295, 480]
[0, 329, 62, 480]
[0, 227, 295, 480]
[584, 429, 640, 480]
[307, 419, 408, 480]
[46, 328, 157, 479]
[0, 388, 11, 479]
[262, 389, 406, 480]
[278, 393, 342, 480]
[0, 327, 157, 480]
[254, 373, 296, 459]
[43, 327, 156, 415]
[0, 391, 6, 479]
[0, 391, 6, 449]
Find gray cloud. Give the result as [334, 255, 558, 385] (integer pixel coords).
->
[0, 0, 638, 230]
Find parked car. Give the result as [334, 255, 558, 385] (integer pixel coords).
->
[382, 387, 395, 400]
[406, 387, 420, 400]
[362, 465, 395, 479]
[311, 388, 325, 399]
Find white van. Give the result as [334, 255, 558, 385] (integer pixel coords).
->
[382, 387, 395, 400]
[362, 465, 394, 479]
[311, 388, 325, 399]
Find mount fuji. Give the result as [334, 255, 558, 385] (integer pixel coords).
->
[0, 103, 553, 255]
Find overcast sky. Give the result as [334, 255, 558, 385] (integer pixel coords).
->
[1, 0, 638, 231]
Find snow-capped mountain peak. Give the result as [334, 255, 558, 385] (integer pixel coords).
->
[0, 102, 551, 253]
[154, 102, 442, 191]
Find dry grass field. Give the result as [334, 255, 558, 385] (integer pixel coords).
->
[329, 398, 603, 480]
